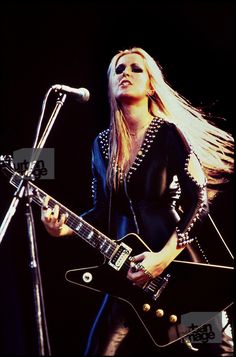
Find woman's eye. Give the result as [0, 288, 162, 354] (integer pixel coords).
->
[132, 66, 143, 73]
[115, 64, 125, 74]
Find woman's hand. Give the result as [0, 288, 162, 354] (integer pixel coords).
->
[127, 251, 168, 286]
[41, 195, 74, 237]
[127, 231, 185, 286]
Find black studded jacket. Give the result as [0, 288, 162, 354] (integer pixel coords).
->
[81, 117, 209, 262]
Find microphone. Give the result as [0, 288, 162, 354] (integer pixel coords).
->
[52, 84, 90, 102]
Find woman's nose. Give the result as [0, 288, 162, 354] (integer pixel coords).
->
[122, 67, 130, 76]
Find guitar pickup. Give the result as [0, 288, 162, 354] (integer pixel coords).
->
[108, 242, 132, 271]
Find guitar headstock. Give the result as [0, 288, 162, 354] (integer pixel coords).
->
[0, 154, 13, 165]
[0, 154, 36, 183]
[0, 154, 15, 177]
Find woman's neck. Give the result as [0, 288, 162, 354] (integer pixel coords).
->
[122, 104, 153, 135]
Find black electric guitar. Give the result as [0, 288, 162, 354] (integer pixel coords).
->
[0, 157, 234, 347]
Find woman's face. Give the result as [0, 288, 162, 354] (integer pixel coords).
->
[112, 53, 151, 104]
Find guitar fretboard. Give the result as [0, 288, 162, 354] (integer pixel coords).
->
[10, 172, 118, 259]
[3, 165, 168, 298]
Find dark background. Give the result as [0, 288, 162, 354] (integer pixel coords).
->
[0, 1, 234, 355]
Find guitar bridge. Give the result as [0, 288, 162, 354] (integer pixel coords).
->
[108, 242, 132, 270]
[153, 273, 171, 300]
[144, 273, 171, 300]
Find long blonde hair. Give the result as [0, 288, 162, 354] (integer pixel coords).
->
[106, 47, 234, 201]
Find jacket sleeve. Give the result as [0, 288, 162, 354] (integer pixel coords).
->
[80, 134, 110, 233]
[167, 124, 209, 248]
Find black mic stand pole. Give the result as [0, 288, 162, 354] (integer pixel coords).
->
[0, 91, 67, 355]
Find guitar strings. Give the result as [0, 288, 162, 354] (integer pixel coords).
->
[12, 175, 162, 293]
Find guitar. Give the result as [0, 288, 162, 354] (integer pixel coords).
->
[0, 156, 234, 347]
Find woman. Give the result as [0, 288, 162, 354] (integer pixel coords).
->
[41, 48, 234, 356]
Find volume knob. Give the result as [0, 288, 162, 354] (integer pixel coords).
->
[143, 304, 151, 312]
[156, 309, 164, 317]
[169, 314, 178, 323]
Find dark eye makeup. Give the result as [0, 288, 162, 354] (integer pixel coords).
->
[132, 65, 143, 73]
[115, 63, 144, 74]
[115, 64, 126, 74]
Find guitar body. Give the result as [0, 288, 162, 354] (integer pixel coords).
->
[65, 233, 234, 347]
[0, 158, 234, 347]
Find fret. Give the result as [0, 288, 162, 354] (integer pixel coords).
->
[75, 222, 83, 232]
[100, 239, 106, 250]
[104, 243, 112, 254]
[87, 231, 94, 240]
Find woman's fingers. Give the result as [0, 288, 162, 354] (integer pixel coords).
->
[41, 195, 50, 220]
[41, 195, 60, 226]
[50, 204, 59, 223]
[58, 213, 67, 227]
[40, 196, 71, 237]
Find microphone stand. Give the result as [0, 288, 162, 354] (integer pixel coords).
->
[0, 90, 67, 355]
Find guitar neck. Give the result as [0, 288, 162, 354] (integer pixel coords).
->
[10, 172, 117, 259]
